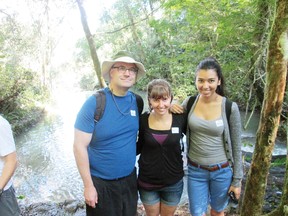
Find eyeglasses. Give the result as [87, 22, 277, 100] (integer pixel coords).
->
[112, 66, 138, 75]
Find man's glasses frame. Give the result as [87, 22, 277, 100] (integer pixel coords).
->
[112, 66, 138, 75]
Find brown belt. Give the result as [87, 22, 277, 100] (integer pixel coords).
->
[188, 158, 229, 172]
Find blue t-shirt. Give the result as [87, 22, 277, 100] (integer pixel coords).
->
[74, 87, 140, 180]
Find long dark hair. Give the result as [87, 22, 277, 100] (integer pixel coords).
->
[196, 57, 225, 96]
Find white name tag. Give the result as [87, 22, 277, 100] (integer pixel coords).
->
[130, 110, 136, 116]
[171, 127, 179, 134]
[215, 119, 224, 127]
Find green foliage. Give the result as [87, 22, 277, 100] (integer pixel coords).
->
[271, 158, 286, 167]
[243, 141, 254, 148]
[92, 0, 260, 106]
[17, 195, 25, 200]
[0, 8, 52, 134]
[244, 154, 252, 162]
[159, 0, 257, 102]
[74, 38, 92, 63]
[0, 63, 48, 134]
[77, 0, 286, 125]
[79, 73, 98, 91]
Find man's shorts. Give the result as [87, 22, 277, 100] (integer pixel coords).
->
[86, 168, 138, 216]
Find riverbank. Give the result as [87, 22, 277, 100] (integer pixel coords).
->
[18, 159, 285, 216]
[12, 108, 46, 136]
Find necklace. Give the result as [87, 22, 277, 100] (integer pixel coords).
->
[110, 89, 134, 116]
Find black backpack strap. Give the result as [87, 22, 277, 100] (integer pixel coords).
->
[187, 96, 197, 113]
[135, 93, 144, 115]
[93, 91, 142, 123]
[93, 89, 106, 123]
[187, 96, 232, 127]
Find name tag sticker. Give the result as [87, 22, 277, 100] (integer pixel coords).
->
[130, 110, 136, 116]
[215, 120, 224, 127]
[171, 127, 179, 134]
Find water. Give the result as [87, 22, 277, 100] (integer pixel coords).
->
[14, 89, 87, 204]
[240, 112, 287, 155]
[13, 90, 287, 204]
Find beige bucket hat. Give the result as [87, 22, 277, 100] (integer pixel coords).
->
[101, 51, 146, 81]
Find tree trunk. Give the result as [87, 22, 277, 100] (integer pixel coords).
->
[76, 0, 106, 88]
[122, 0, 145, 61]
[266, 106, 288, 216]
[240, 0, 288, 215]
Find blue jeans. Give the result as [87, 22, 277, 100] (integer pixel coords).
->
[139, 179, 183, 206]
[187, 163, 232, 216]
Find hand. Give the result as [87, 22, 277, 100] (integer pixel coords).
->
[170, 103, 184, 114]
[228, 185, 241, 200]
[84, 186, 98, 208]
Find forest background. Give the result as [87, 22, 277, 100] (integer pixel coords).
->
[0, 0, 287, 215]
[1, 0, 287, 136]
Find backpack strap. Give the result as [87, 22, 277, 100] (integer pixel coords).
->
[187, 96, 197, 113]
[93, 90, 143, 123]
[135, 93, 144, 115]
[186, 96, 232, 126]
[93, 89, 106, 123]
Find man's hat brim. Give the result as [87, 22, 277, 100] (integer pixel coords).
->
[102, 56, 145, 81]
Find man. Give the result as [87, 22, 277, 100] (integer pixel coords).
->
[73, 51, 146, 216]
[0, 115, 21, 216]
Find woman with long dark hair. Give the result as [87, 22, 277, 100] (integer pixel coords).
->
[172, 57, 243, 216]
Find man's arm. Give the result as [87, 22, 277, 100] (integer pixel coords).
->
[73, 128, 97, 208]
[0, 151, 17, 190]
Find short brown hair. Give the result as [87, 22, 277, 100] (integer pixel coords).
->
[147, 79, 173, 100]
